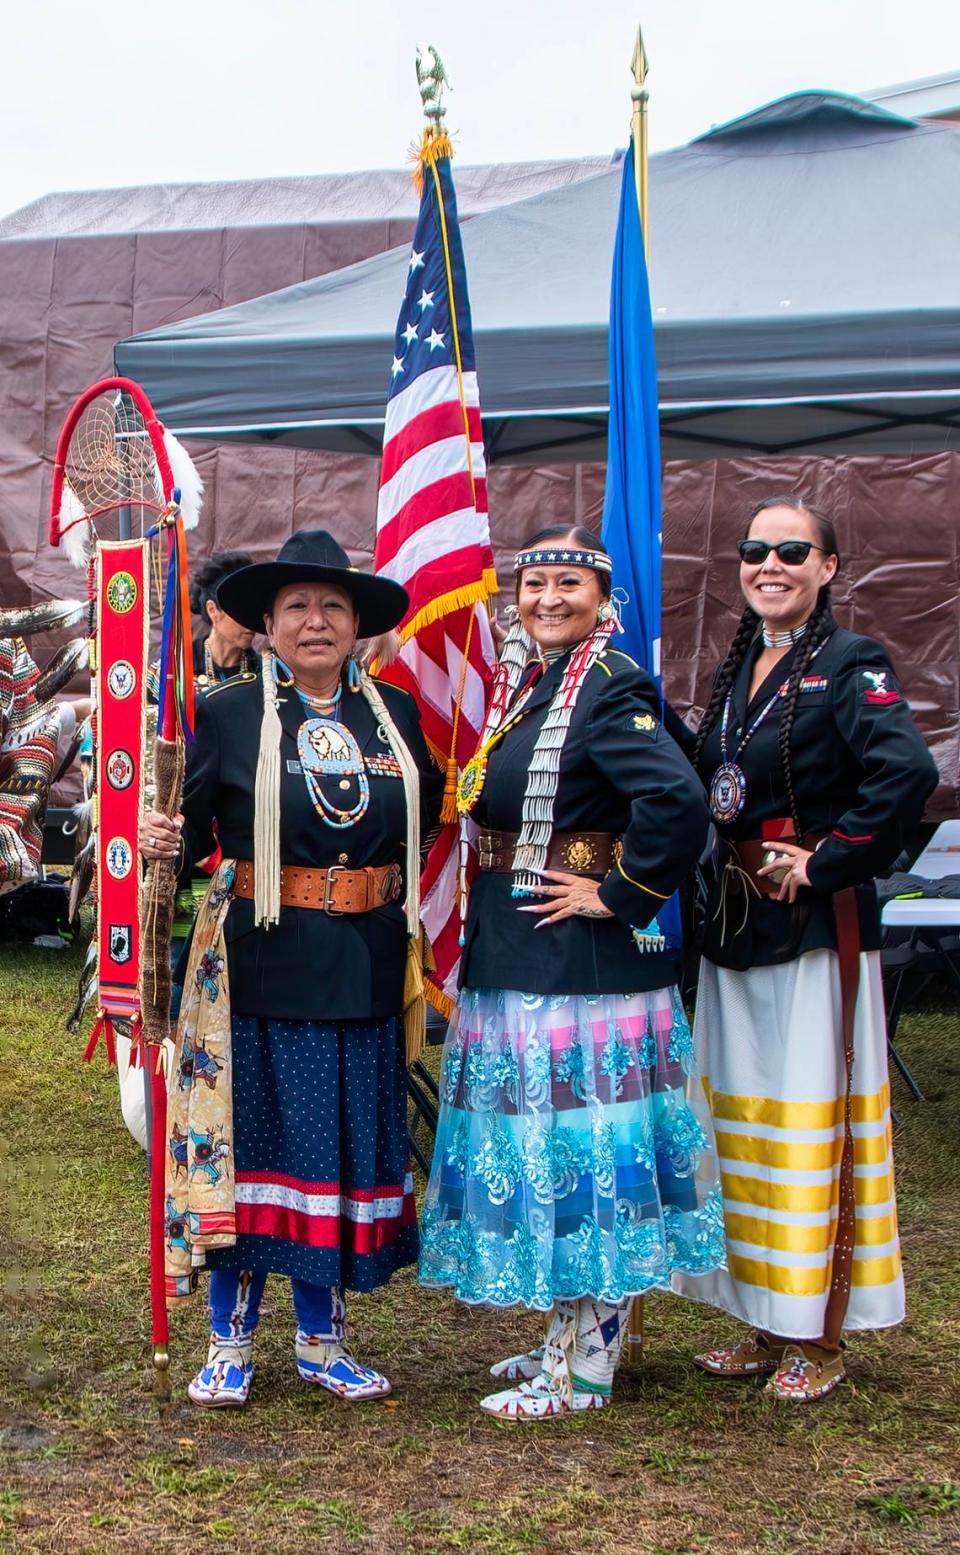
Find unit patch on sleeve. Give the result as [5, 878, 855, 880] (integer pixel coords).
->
[631, 712, 659, 738]
[862, 670, 900, 705]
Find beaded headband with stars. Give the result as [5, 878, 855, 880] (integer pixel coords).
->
[514, 547, 613, 574]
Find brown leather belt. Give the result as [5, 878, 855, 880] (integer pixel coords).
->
[730, 835, 826, 897]
[727, 829, 859, 1343]
[477, 829, 615, 876]
[233, 859, 402, 914]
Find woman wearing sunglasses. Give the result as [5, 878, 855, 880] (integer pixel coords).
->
[674, 493, 937, 1402]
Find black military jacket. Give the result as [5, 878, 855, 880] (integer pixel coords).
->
[180, 672, 442, 1020]
[191, 636, 261, 692]
[694, 621, 939, 969]
[462, 647, 711, 996]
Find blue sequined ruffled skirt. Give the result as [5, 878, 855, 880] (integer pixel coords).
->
[418, 985, 726, 1310]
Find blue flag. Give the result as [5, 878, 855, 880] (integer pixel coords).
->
[601, 144, 683, 953]
[601, 141, 662, 680]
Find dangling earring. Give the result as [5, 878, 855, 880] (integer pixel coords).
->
[597, 600, 616, 624]
[273, 653, 295, 689]
[347, 653, 362, 692]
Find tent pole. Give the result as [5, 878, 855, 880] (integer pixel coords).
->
[631, 26, 650, 259]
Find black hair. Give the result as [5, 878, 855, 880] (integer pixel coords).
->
[189, 551, 254, 621]
[692, 494, 840, 841]
[518, 524, 613, 599]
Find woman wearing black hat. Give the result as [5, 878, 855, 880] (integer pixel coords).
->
[141, 531, 442, 1409]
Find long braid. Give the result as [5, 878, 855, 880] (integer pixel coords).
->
[776, 589, 835, 841]
[691, 605, 760, 766]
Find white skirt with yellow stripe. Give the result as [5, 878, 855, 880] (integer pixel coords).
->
[673, 948, 903, 1338]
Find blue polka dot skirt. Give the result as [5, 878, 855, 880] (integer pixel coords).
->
[206, 1014, 417, 1291]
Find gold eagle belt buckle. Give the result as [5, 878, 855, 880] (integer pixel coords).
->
[560, 835, 598, 872]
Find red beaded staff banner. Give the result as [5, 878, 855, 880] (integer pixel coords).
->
[89, 539, 149, 1059]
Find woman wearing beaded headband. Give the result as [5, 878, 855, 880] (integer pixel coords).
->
[419, 524, 723, 1421]
[675, 494, 937, 1402]
[140, 529, 442, 1409]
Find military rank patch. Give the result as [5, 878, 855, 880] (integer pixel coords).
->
[862, 670, 900, 705]
[631, 712, 659, 738]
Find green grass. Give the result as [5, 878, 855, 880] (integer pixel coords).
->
[1, 940, 959, 1554]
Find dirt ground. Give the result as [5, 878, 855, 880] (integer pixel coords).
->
[1, 942, 958, 1555]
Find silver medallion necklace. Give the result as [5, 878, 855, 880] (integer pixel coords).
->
[708, 639, 825, 825]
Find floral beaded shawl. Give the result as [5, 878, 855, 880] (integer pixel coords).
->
[164, 859, 237, 1307]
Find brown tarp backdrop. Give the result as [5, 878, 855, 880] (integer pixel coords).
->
[1, 165, 956, 813]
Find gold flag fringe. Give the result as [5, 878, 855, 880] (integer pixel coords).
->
[424, 976, 455, 1021]
[397, 569, 500, 648]
[412, 128, 455, 196]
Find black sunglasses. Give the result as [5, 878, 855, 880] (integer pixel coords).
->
[738, 538, 827, 566]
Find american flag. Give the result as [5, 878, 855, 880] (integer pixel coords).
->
[374, 141, 497, 1007]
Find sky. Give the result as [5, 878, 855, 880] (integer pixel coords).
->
[4, 0, 960, 218]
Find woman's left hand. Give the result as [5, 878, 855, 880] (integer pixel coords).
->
[517, 868, 616, 927]
[757, 842, 814, 903]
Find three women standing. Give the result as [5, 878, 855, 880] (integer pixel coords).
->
[676, 495, 938, 1401]
[419, 526, 725, 1419]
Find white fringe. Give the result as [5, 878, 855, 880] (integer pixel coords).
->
[360, 673, 421, 931]
[253, 648, 282, 927]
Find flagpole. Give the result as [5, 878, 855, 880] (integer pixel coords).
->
[631, 26, 650, 258]
[626, 22, 650, 1367]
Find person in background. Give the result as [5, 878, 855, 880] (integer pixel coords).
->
[189, 551, 261, 690]
[675, 493, 938, 1402]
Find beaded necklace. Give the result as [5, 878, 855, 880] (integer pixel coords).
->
[761, 622, 808, 650]
[204, 637, 250, 683]
[295, 681, 371, 829]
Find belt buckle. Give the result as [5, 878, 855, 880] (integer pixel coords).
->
[322, 864, 345, 915]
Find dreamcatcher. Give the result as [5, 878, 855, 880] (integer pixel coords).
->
[50, 375, 201, 1400]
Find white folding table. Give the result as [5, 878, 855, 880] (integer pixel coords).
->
[879, 821, 960, 1100]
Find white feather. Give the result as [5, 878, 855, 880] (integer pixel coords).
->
[58, 485, 92, 569]
[161, 430, 203, 530]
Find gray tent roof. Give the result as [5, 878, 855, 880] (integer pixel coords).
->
[1, 156, 610, 237]
[115, 92, 960, 462]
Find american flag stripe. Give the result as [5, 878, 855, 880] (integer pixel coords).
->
[381, 388, 483, 482]
[383, 363, 479, 443]
[377, 452, 487, 548]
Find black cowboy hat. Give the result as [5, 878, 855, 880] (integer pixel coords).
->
[215, 530, 409, 638]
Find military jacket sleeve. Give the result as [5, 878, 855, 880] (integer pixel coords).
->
[806, 642, 939, 894]
[591, 668, 711, 930]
